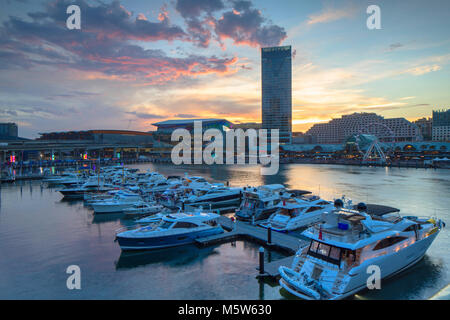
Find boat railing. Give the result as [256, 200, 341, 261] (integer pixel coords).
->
[310, 224, 369, 243]
[114, 224, 152, 234]
[115, 226, 135, 234]
[404, 215, 437, 222]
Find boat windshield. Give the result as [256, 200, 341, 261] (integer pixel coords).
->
[242, 199, 258, 208]
[305, 206, 324, 213]
[279, 207, 305, 217]
[158, 221, 173, 229]
[307, 240, 343, 266]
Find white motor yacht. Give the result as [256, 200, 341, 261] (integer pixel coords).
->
[182, 186, 242, 211]
[58, 177, 114, 199]
[115, 212, 224, 251]
[91, 191, 142, 214]
[123, 202, 165, 218]
[45, 172, 83, 187]
[278, 203, 446, 300]
[136, 211, 171, 224]
[235, 184, 286, 221]
[259, 194, 334, 232]
[141, 180, 170, 194]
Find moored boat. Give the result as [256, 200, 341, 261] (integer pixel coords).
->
[259, 194, 334, 232]
[278, 203, 446, 300]
[123, 202, 165, 218]
[91, 191, 142, 213]
[235, 184, 286, 221]
[115, 212, 224, 251]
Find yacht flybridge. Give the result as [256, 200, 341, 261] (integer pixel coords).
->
[259, 194, 334, 232]
[91, 190, 142, 213]
[182, 186, 242, 210]
[279, 202, 445, 300]
[235, 184, 286, 221]
[58, 177, 114, 199]
[123, 202, 164, 218]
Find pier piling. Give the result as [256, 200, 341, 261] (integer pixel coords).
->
[259, 247, 265, 275]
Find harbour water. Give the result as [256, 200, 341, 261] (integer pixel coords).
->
[0, 163, 448, 300]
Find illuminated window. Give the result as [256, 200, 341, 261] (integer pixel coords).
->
[373, 237, 407, 251]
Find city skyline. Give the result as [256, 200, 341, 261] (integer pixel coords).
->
[1, 0, 450, 139]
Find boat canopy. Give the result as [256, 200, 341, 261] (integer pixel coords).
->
[260, 184, 285, 191]
[163, 212, 220, 223]
[353, 204, 400, 216]
[286, 189, 312, 196]
[276, 201, 305, 210]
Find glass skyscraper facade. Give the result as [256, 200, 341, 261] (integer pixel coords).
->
[261, 45, 292, 144]
[432, 109, 450, 141]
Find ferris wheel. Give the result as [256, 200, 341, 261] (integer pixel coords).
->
[348, 123, 397, 164]
[358, 122, 398, 155]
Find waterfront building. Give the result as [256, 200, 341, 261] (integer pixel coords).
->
[432, 109, 450, 141]
[0, 123, 18, 139]
[152, 119, 234, 158]
[0, 123, 29, 143]
[152, 119, 234, 134]
[233, 122, 262, 130]
[281, 141, 450, 160]
[306, 113, 422, 144]
[414, 117, 433, 141]
[261, 46, 292, 144]
[33, 130, 155, 160]
[37, 130, 154, 145]
[292, 132, 315, 144]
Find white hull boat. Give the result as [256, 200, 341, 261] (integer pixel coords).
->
[116, 212, 224, 251]
[260, 195, 334, 232]
[278, 203, 445, 300]
[123, 203, 165, 218]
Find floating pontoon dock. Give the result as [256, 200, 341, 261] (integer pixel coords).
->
[195, 216, 309, 278]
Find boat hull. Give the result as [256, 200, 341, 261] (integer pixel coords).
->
[260, 211, 324, 232]
[279, 230, 440, 300]
[124, 207, 163, 218]
[117, 226, 224, 251]
[184, 194, 242, 210]
[235, 207, 278, 222]
[92, 203, 135, 213]
[59, 189, 108, 199]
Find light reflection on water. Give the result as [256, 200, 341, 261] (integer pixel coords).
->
[0, 163, 448, 300]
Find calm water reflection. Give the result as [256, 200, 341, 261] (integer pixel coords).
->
[0, 163, 448, 299]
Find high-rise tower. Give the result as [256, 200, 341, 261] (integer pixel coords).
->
[261, 45, 292, 144]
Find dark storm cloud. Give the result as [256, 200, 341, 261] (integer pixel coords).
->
[0, 0, 238, 84]
[30, 0, 187, 41]
[175, 0, 287, 48]
[176, 0, 225, 18]
[125, 111, 166, 119]
[175, 0, 225, 47]
[0, 104, 77, 118]
[215, 0, 287, 47]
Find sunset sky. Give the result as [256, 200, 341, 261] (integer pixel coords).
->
[1, 0, 449, 138]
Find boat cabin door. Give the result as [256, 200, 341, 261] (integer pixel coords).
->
[413, 224, 420, 241]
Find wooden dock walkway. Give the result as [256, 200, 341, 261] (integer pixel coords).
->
[260, 256, 295, 278]
[196, 216, 307, 254]
[195, 216, 310, 278]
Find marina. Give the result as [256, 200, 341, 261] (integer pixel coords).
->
[0, 162, 448, 300]
[1, 0, 449, 306]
